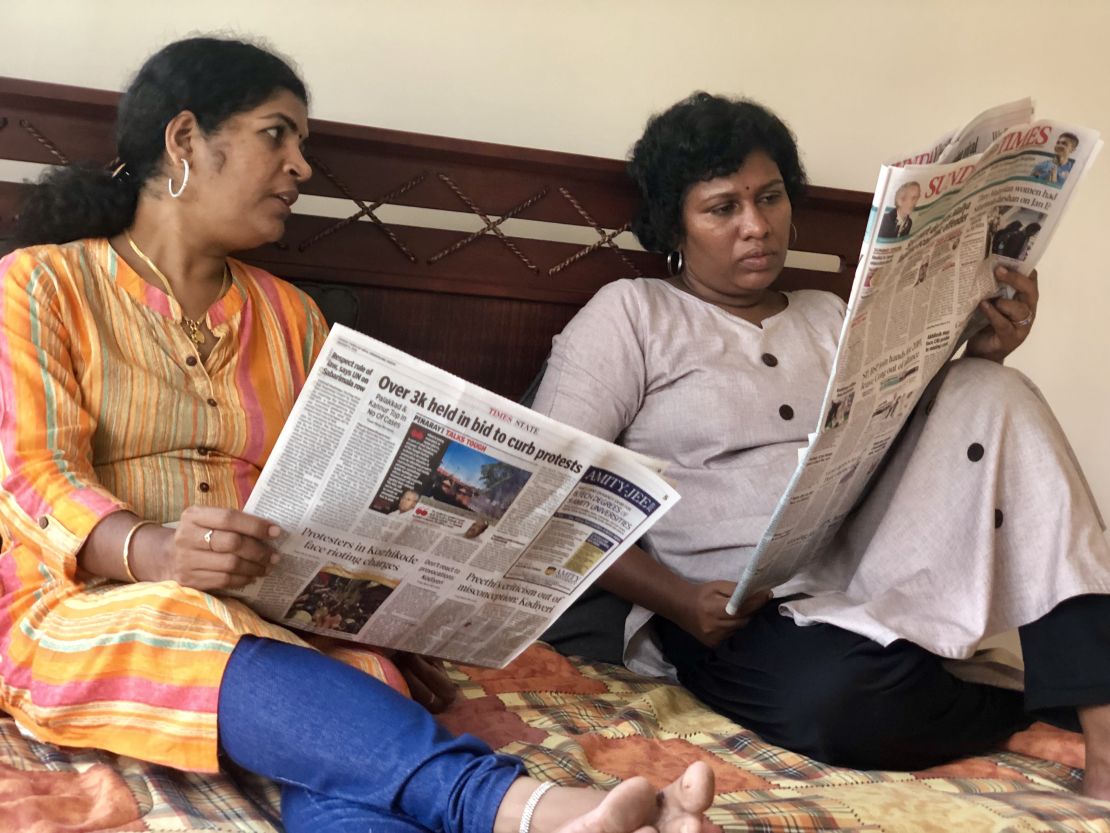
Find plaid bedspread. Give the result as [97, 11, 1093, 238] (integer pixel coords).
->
[2, 643, 1105, 832]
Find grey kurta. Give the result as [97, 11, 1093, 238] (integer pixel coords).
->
[532, 278, 1110, 678]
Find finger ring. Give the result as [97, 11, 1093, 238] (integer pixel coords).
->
[1015, 314, 1034, 327]
[203, 529, 214, 549]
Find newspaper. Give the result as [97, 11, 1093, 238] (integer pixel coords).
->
[727, 99, 1102, 613]
[233, 325, 678, 668]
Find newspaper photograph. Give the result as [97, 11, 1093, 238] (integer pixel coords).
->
[233, 325, 678, 668]
[728, 100, 1103, 611]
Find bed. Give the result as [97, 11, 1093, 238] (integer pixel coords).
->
[0, 76, 1102, 833]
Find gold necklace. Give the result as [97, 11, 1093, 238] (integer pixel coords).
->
[126, 233, 229, 347]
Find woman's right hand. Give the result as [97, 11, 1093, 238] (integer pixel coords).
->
[393, 652, 458, 714]
[676, 581, 772, 648]
[136, 505, 282, 591]
[596, 545, 771, 648]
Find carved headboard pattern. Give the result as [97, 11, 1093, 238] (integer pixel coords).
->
[0, 77, 871, 398]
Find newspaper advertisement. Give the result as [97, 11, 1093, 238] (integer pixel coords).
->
[728, 100, 1102, 611]
[233, 325, 678, 668]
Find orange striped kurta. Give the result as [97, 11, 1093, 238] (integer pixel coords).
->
[0, 238, 405, 772]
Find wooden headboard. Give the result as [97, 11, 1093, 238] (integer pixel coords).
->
[0, 76, 871, 399]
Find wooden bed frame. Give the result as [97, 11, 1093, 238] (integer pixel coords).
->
[0, 76, 870, 400]
[3, 76, 1098, 833]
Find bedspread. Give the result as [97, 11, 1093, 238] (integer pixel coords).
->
[1, 643, 1103, 833]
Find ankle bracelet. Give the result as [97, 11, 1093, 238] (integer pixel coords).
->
[519, 781, 556, 833]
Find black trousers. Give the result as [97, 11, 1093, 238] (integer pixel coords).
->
[542, 584, 631, 666]
[651, 593, 1110, 771]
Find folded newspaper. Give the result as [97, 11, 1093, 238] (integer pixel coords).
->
[233, 326, 678, 667]
[727, 98, 1102, 613]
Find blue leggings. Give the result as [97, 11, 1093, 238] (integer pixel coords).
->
[217, 636, 525, 833]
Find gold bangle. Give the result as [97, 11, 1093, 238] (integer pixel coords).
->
[122, 520, 156, 583]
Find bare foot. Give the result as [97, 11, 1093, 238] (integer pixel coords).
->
[494, 762, 716, 833]
[1078, 704, 1110, 801]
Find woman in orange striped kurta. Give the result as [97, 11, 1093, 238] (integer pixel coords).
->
[0, 238, 406, 771]
[0, 36, 714, 833]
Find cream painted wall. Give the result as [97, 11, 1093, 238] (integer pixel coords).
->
[4, 0, 1109, 520]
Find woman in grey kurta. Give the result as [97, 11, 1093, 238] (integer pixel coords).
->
[532, 92, 1110, 794]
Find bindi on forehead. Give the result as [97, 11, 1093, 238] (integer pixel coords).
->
[714, 178, 781, 195]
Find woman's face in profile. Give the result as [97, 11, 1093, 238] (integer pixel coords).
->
[184, 89, 312, 250]
[678, 150, 792, 305]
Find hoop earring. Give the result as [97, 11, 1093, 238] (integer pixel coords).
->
[168, 159, 190, 199]
[666, 250, 684, 276]
[790, 223, 799, 248]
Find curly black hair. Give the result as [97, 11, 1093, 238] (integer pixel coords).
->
[628, 92, 807, 253]
[16, 37, 307, 246]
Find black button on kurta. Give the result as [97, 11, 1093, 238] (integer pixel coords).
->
[779, 404, 794, 420]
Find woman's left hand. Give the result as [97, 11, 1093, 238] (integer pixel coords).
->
[965, 266, 1039, 363]
[394, 652, 457, 713]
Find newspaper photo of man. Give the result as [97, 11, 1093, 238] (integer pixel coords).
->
[388, 488, 421, 515]
[877, 181, 921, 238]
[1031, 131, 1079, 186]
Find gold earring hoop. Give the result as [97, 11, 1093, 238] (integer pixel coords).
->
[790, 223, 799, 248]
